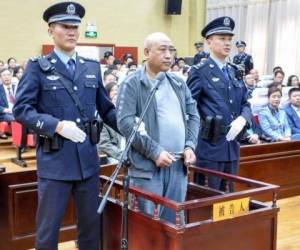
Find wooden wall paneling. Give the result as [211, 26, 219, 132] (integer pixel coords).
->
[114, 46, 138, 63]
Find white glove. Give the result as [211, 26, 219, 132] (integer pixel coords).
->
[57, 120, 86, 143]
[135, 117, 147, 136]
[226, 116, 246, 141]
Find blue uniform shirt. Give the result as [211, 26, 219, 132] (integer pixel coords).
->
[187, 57, 252, 162]
[13, 51, 118, 180]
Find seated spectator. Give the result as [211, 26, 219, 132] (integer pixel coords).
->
[97, 82, 124, 163]
[7, 57, 17, 71]
[0, 60, 5, 71]
[244, 74, 256, 99]
[240, 116, 272, 145]
[170, 63, 180, 72]
[285, 88, 300, 135]
[287, 75, 300, 87]
[128, 62, 137, 71]
[103, 51, 115, 66]
[0, 68, 15, 139]
[12, 66, 24, 86]
[123, 53, 134, 67]
[113, 59, 122, 71]
[176, 57, 186, 69]
[107, 65, 119, 76]
[182, 66, 190, 76]
[273, 70, 285, 86]
[258, 86, 291, 142]
[249, 69, 260, 83]
[103, 70, 117, 86]
[273, 66, 283, 73]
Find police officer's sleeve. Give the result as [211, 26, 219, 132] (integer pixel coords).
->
[13, 61, 60, 137]
[186, 66, 203, 105]
[182, 79, 200, 150]
[233, 55, 238, 64]
[248, 55, 254, 71]
[240, 84, 252, 127]
[116, 79, 164, 162]
[95, 70, 118, 132]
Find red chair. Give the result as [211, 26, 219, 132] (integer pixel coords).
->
[11, 121, 36, 167]
[0, 121, 12, 134]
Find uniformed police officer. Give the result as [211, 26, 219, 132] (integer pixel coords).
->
[193, 42, 209, 65]
[13, 2, 118, 249]
[187, 16, 252, 191]
[233, 40, 254, 75]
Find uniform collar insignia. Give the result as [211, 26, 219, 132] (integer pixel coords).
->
[212, 77, 220, 82]
[79, 58, 85, 64]
[50, 58, 57, 64]
[209, 64, 214, 68]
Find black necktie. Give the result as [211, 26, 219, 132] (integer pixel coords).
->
[67, 59, 75, 79]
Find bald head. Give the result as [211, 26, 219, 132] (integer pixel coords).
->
[144, 32, 172, 49]
[143, 32, 175, 77]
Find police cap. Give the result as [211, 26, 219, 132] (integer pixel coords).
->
[43, 2, 85, 26]
[201, 16, 235, 38]
[194, 42, 204, 48]
[236, 40, 246, 47]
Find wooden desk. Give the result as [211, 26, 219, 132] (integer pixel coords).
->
[0, 155, 115, 250]
[0, 160, 76, 250]
[239, 141, 300, 199]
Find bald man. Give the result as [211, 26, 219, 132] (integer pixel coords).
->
[116, 32, 199, 223]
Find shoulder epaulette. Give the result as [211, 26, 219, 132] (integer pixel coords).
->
[30, 55, 42, 62]
[80, 56, 98, 63]
[192, 62, 206, 70]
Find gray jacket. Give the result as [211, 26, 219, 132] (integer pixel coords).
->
[97, 124, 123, 160]
[116, 68, 200, 178]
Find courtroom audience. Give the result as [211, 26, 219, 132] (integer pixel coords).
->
[7, 57, 17, 71]
[12, 66, 24, 86]
[0, 60, 5, 71]
[258, 86, 291, 142]
[103, 70, 117, 86]
[113, 59, 122, 70]
[287, 75, 300, 87]
[244, 74, 256, 99]
[285, 88, 300, 136]
[273, 70, 285, 86]
[250, 69, 260, 83]
[176, 57, 186, 69]
[97, 82, 124, 163]
[127, 62, 137, 71]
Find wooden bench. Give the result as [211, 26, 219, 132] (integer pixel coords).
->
[239, 141, 300, 199]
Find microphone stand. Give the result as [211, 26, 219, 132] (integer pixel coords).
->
[98, 74, 163, 250]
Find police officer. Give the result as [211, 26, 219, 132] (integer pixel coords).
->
[233, 40, 254, 75]
[13, 2, 118, 249]
[187, 16, 252, 191]
[193, 42, 209, 65]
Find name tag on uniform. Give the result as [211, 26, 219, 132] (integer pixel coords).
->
[212, 77, 220, 82]
[46, 75, 60, 81]
[86, 74, 96, 79]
